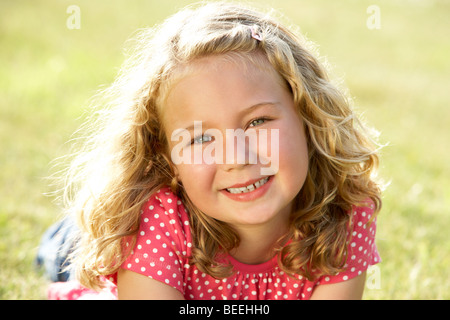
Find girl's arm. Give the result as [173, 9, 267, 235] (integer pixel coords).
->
[117, 268, 185, 300]
[309, 272, 367, 300]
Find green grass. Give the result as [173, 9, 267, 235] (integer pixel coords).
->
[1, 0, 449, 299]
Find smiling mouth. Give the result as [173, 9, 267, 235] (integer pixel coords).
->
[226, 177, 270, 194]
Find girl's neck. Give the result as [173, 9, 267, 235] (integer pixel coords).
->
[229, 213, 290, 265]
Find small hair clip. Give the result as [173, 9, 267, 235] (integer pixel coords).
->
[250, 25, 263, 42]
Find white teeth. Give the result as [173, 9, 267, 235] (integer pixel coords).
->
[226, 177, 269, 194]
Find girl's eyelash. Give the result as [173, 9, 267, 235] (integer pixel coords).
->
[248, 117, 271, 128]
[189, 117, 271, 145]
[191, 134, 213, 145]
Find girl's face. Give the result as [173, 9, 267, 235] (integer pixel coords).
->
[163, 54, 308, 234]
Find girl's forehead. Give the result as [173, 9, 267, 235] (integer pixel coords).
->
[161, 52, 292, 129]
[160, 51, 287, 106]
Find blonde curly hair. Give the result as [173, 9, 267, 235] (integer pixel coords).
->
[61, 1, 382, 290]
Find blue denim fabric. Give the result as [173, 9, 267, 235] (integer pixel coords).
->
[35, 217, 79, 282]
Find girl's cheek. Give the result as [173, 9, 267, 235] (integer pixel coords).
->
[176, 161, 216, 187]
[251, 128, 280, 175]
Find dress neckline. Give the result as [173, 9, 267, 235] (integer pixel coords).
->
[226, 254, 279, 274]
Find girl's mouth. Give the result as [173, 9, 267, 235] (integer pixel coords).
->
[225, 177, 270, 194]
[221, 175, 274, 202]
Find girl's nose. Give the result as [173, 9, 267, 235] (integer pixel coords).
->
[219, 130, 258, 171]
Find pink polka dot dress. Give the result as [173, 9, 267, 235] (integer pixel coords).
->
[116, 187, 380, 300]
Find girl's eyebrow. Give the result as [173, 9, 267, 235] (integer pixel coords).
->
[239, 102, 279, 118]
[180, 121, 207, 134]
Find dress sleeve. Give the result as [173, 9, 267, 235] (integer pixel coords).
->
[317, 202, 381, 285]
[120, 188, 192, 295]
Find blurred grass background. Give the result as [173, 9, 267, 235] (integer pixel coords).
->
[1, 0, 449, 299]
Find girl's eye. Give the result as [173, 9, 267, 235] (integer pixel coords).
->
[248, 118, 268, 128]
[192, 134, 213, 145]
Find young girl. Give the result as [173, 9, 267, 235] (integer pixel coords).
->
[55, 1, 382, 300]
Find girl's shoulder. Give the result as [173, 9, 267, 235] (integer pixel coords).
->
[146, 186, 184, 207]
[348, 199, 379, 253]
[142, 187, 190, 226]
[117, 187, 193, 294]
[350, 198, 377, 227]
[138, 187, 192, 242]
[315, 199, 380, 286]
